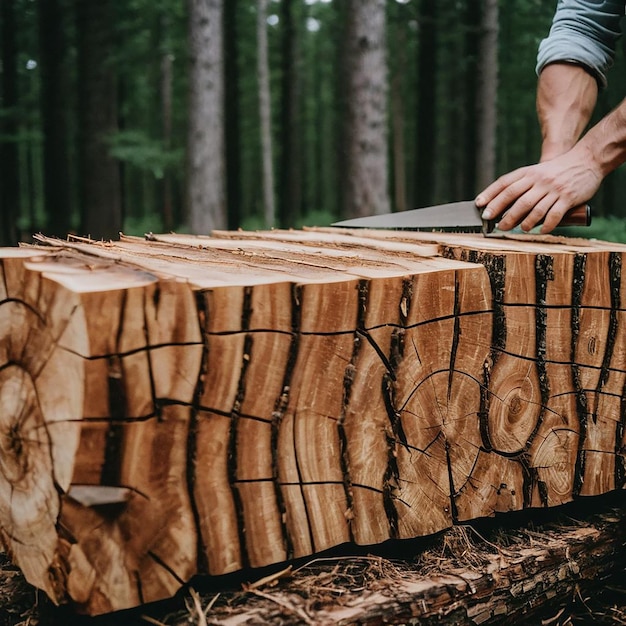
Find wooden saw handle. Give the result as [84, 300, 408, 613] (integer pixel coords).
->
[482, 204, 592, 234]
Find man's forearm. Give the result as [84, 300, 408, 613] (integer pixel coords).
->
[579, 95, 626, 177]
[537, 62, 598, 160]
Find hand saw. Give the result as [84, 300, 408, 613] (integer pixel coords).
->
[332, 201, 591, 235]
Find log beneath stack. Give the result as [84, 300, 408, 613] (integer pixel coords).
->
[0, 228, 625, 615]
[166, 500, 626, 626]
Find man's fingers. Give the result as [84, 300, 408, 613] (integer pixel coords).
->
[476, 146, 600, 234]
[475, 168, 528, 216]
[519, 194, 556, 232]
[539, 200, 571, 233]
[495, 191, 545, 230]
[479, 175, 536, 222]
[483, 181, 548, 230]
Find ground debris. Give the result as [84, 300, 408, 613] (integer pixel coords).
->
[2, 494, 626, 625]
[161, 494, 626, 626]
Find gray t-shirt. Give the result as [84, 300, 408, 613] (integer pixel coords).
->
[536, 0, 626, 87]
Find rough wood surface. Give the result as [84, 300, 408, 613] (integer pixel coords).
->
[166, 501, 626, 626]
[1, 229, 625, 614]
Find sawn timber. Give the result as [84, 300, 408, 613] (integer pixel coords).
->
[0, 228, 625, 614]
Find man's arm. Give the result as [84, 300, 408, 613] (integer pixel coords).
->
[477, 91, 626, 233]
[537, 62, 598, 161]
[475, 62, 604, 233]
[475, 0, 624, 233]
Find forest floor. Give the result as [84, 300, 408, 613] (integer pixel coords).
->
[2, 492, 626, 626]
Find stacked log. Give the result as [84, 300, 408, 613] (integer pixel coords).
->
[0, 229, 624, 614]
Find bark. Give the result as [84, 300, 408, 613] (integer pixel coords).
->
[0, 0, 20, 246]
[75, 0, 122, 240]
[257, 0, 275, 228]
[224, 0, 241, 229]
[278, 0, 301, 228]
[389, 15, 407, 213]
[414, 0, 437, 208]
[475, 0, 499, 192]
[160, 16, 174, 232]
[38, 0, 72, 238]
[187, 0, 226, 233]
[2, 228, 626, 614]
[463, 0, 480, 198]
[340, 0, 390, 218]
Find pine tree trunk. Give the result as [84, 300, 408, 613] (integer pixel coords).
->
[389, 16, 407, 214]
[462, 0, 480, 198]
[257, 0, 275, 228]
[39, 0, 72, 238]
[75, 0, 122, 240]
[414, 0, 437, 208]
[0, 0, 20, 246]
[187, 0, 226, 233]
[224, 0, 241, 230]
[340, 0, 390, 218]
[475, 0, 498, 191]
[279, 0, 301, 228]
[160, 17, 174, 232]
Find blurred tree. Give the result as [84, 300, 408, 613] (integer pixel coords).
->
[257, 0, 275, 228]
[475, 0, 498, 192]
[0, 0, 20, 245]
[38, 0, 72, 237]
[414, 0, 437, 208]
[160, 12, 174, 231]
[187, 0, 226, 234]
[463, 0, 480, 198]
[340, 0, 390, 218]
[109, 0, 187, 234]
[76, 0, 122, 239]
[279, 0, 301, 228]
[224, 0, 242, 229]
[388, 1, 410, 213]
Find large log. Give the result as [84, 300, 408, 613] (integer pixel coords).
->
[0, 229, 625, 614]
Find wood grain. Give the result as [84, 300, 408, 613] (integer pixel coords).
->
[1, 229, 626, 614]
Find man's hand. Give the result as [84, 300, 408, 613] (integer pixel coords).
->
[475, 144, 603, 233]
[475, 62, 608, 234]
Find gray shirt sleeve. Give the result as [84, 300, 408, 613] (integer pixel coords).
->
[536, 0, 625, 87]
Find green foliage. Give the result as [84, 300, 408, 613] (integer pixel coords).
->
[108, 130, 183, 180]
[556, 216, 626, 243]
[294, 209, 337, 228]
[122, 213, 164, 236]
[239, 208, 336, 232]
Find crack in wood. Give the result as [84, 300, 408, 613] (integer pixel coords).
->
[188, 290, 211, 573]
[617, 378, 626, 489]
[591, 252, 621, 422]
[355, 329, 396, 381]
[273, 284, 308, 560]
[381, 279, 413, 539]
[101, 355, 125, 486]
[147, 550, 186, 585]
[337, 280, 368, 542]
[141, 289, 159, 423]
[524, 253, 552, 455]
[444, 438, 459, 523]
[571, 253, 587, 497]
[228, 286, 254, 569]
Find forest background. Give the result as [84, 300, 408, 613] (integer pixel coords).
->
[2, 0, 626, 247]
